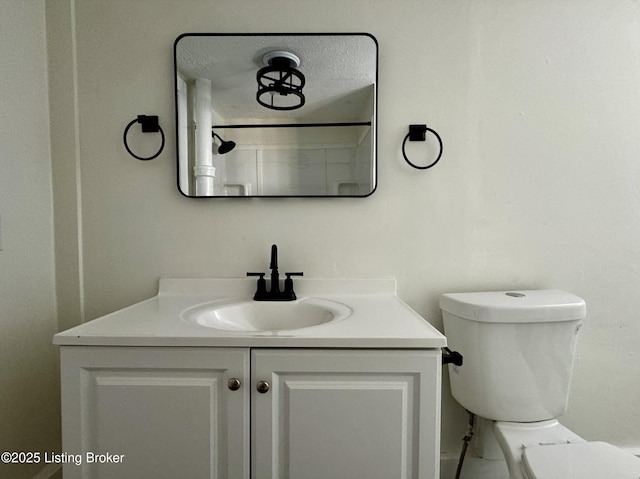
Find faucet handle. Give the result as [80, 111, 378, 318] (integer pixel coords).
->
[283, 272, 303, 300]
[247, 272, 267, 299]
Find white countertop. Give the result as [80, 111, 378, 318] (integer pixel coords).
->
[54, 278, 447, 348]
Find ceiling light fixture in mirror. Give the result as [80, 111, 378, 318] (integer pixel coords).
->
[257, 50, 305, 111]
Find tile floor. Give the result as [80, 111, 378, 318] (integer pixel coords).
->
[441, 456, 510, 479]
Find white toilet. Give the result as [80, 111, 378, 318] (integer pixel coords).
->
[440, 289, 640, 479]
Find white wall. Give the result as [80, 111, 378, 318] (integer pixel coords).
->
[0, 1, 60, 478]
[46, 0, 640, 457]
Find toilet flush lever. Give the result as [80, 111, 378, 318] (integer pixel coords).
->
[442, 347, 463, 366]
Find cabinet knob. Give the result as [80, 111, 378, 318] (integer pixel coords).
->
[256, 381, 270, 394]
[228, 378, 242, 391]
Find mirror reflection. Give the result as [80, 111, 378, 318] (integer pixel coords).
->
[174, 33, 377, 197]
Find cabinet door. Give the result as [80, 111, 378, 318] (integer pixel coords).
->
[251, 349, 441, 479]
[60, 346, 249, 479]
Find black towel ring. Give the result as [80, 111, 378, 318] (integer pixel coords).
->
[402, 124, 443, 170]
[123, 115, 165, 161]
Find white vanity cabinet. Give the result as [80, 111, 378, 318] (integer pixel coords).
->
[252, 348, 441, 479]
[60, 346, 250, 478]
[60, 346, 441, 479]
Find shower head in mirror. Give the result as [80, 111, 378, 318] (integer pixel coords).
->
[212, 132, 236, 154]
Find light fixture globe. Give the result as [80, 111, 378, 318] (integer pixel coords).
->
[256, 50, 305, 111]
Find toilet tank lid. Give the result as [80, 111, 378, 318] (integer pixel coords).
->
[439, 290, 586, 323]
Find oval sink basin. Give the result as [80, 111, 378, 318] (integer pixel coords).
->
[183, 298, 352, 332]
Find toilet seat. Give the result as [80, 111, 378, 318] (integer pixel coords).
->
[521, 441, 640, 479]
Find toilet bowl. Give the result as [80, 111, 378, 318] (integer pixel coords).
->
[521, 440, 640, 479]
[493, 419, 640, 479]
[440, 290, 640, 479]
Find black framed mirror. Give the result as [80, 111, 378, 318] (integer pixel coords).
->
[174, 33, 377, 197]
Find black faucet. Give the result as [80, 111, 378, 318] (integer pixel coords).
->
[247, 244, 303, 301]
[269, 244, 280, 295]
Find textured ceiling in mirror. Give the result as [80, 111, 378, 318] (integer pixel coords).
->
[175, 34, 377, 123]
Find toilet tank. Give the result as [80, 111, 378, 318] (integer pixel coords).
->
[440, 290, 586, 422]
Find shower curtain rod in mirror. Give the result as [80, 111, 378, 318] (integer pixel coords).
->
[213, 121, 371, 129]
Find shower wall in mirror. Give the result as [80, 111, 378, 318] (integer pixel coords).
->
[174, 33, 377, 197]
